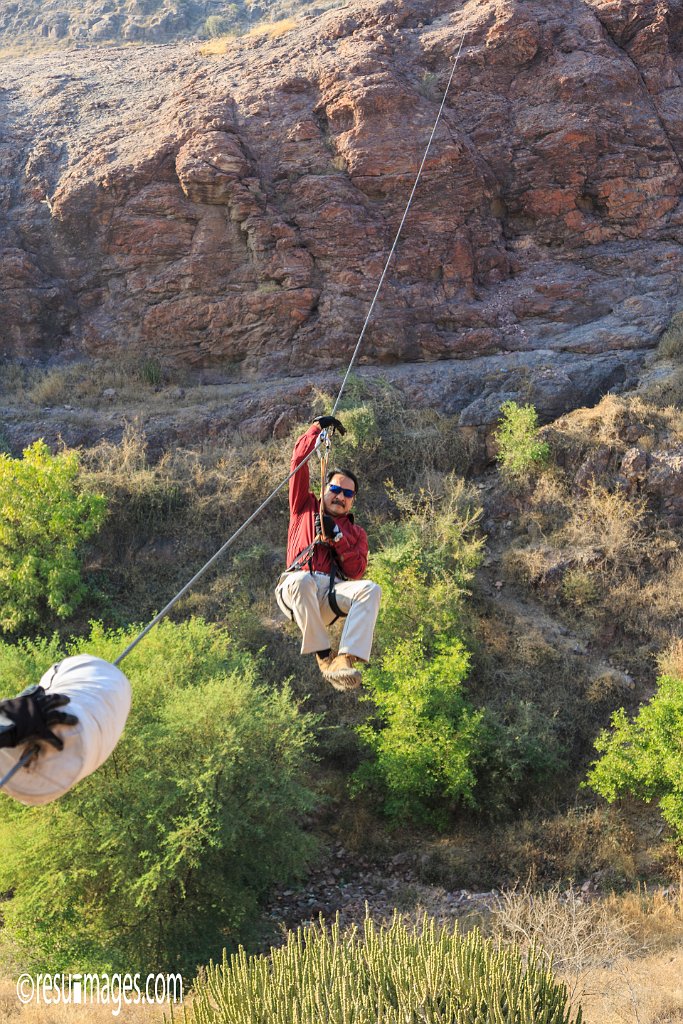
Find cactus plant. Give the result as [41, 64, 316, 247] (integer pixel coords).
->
[177, 913, 582, 1024]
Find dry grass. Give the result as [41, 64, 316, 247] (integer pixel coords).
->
[549, 394, 683, 451]
[561, 483, 646, 566]
[199, 34, 237, 55]
[605, 550, 683, 665]
[659, 638, 683, 680]
[245, 17, 300, 38]
[642, 366, 683, 409]
[82, 422, 289, 533]
[579, 947, 683, 1023]
[410, 801, 674, 895]
[0, 38, 68, 58]
[0, 979, 166, 1022]
[494, 392, 683, 679]
[483, 883, 683, 1023]
[656, 311, 683, 361]
[75, 422, 292, 627]
[0, 356, 182, 409]
[22, 356, 173, 408]
[27, 368, 72, 407]
[200, 15, 300, 54]
[499, 806, 660, 887]
[505, 481, 647, 606]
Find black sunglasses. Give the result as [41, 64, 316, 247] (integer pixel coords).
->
[328, 483, 355, 499]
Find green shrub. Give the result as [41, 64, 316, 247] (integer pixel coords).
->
[351, 477, 485, 826]
[0, 440, 106, 632]
[356, 473, 563, 823]
[181, 913, 582, 1024]
[0, 618, 317, 975]
[204, 10, 238, 36]
[354, 634, 484, 826]
[586, 671, 683, 848]
[494, 401, 550, 480]
[137, 356, 164, 386]
[475, 701, 568, 817]
[368, 475, 483, 655]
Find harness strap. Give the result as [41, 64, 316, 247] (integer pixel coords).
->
[327, 554, 348, 623]
[285, 539, 318, 574]
[282, 542, 348, 623]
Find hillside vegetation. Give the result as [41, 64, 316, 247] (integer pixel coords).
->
[0, 365, 681, 1020]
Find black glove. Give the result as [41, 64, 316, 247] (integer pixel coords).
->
[0, 686, 79, 751]
[315, 512, 342, 541]
[314, 416, 346, 436]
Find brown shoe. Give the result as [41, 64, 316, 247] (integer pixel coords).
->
[315, 652, 333, 674]
[323, 654, 362, 691]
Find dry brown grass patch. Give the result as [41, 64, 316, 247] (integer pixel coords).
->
[199, 34, 237, 55]
[562, 483, 646, 566]
[579, 946, 683, 1024]
[607, 551, 683, 659]
[659, 638, 683, 680]
[245, 17, 300, 38]
[549, 394, 683, 456]
[484, 883, 683, 1023]
[656, 311, 683, 361]
[0, 978, 166, 1022]
[642, 366, 683, 409]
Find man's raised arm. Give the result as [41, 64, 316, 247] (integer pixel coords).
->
[289, 417, 346, 514]
[289, 423, 321, 514]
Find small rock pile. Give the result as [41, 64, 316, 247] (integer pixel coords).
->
[264, 843, 498, 934]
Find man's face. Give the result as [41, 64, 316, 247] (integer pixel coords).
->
[323, 473, 356, 517]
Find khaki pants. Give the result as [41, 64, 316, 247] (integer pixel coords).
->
[275, 570, 382, 662]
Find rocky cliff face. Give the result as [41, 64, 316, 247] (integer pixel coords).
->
[1, 0, 683, 428]
[0, 0, 198, 43]
[0, 0, 332, 45]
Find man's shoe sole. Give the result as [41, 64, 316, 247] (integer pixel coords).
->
[325, 668, 362, 691]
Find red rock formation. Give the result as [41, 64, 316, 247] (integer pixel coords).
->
[2, 0, 683, 424]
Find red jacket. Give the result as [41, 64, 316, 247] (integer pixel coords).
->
[286, 424, 368, 580]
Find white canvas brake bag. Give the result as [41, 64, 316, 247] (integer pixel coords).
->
[0, 654, 131, 806]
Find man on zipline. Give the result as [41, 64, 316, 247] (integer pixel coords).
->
[276, 416, 381, 691]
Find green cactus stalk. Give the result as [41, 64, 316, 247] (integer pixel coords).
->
[175, 912, 582, 1024]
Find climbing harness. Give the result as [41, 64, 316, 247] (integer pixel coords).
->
[280, 417, 356, 624]
[315, 431, 351, 623]
[0, 35, 467, 797]
[278, 424, 346, 620]
[326, 554, 348, 624]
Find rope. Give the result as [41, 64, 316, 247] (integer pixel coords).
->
[0, 744, 39, 790]
[332, 33, 466, 414]
[318, 429, 331, 542]
[112, 437, 325, 666]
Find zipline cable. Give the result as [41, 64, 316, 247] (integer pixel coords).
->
[112, 439, 325, 666]
[0, 745, 39, 789]
[116, 38, 465, 666]
[332, 33, 466, 415]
